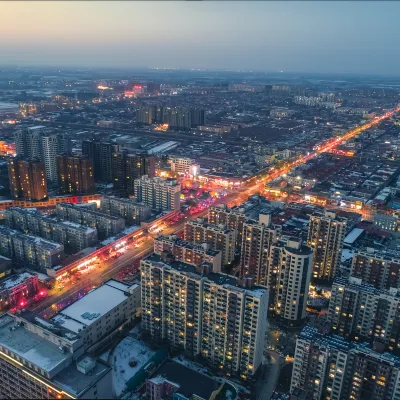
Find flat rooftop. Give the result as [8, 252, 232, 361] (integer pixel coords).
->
[156, 235, 220, 257]
[52, 280, 131, 333]
[0, 271, 36, 292]
[153, 361, 220, 399]
[0, 314, 72, 374]
[53, 358, 111, 397]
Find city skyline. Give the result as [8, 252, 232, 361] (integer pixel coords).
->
[2, 1, 400, 75]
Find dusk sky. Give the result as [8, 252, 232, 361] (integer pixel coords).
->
[1, 1, 399, 75]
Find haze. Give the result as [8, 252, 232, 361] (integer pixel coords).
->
[1, 1, 400, 75]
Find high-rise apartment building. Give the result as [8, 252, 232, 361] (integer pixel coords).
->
[14, 127, 72, 182]
[134, 176, 181, 212]
[141, 253, 268, 380]
[40, 133, 59, 182]
[100, 195, 151, 225]
[307, 210, 347, 281]
[328, 276, 400, 353]
[5, 207, 98, 254]
[56, 202, 125, 240]
[56, 154, 95, 195]
[240, 212, 282, 283]
[8, 158, 47, 201]
[208, 204, 247, 247]
[267, 238, 313, 326]
[291, 326, 400, 400]
[169, 107, 192, 131]
[184, 220, 236, 266]
[146, 83, 161, 94]
[14, 125, 45, 159]
[351, 248, 400, 290]
[190, 108, 206, 128]
[136, 105, 154, 125]
[82, 140, 119, 183]
[154, 235, 222, 272]
[112, 152, 155, 194]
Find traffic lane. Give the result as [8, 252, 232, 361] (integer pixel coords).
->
[30, 241, 155, 313]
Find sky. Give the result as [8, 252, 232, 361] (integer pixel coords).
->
[1, 1, 400, 75]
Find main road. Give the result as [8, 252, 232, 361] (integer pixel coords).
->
[29, 106, 400, 316]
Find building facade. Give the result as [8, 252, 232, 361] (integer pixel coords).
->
[291, 326, 400, 400]
[154, 235, 222, 272]
[8, 158, 47, 201]
[82, 140, 119, 183]
[100, 195, 151, 225]
[351, 248, 400, 290]
[56, 154, 95, 195]
[112, 152, 155, 194]
[240, 212, 282, 283]
[169, 157, 195, 175]
[267, 238, 313, 326]
[328, 276, 400, 353]
[0, 226, 64, 270]
[5, 207, 98, 254]
[56, 202, 125, 240]
[141, 254, 268, 381]
[184, 220, 236, 266]
[307, 211, 347, 281]
[134, 176, 181, 212]
[14, 127, 72, 183]
[208, 204, 247, 247]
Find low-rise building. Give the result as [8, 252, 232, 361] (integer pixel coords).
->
[5, 207, 98, 253]
[374, 213, 398, 231]
[100, 195, 151, 225]
[56, 202, 125, 239]
[169, 157, 196, 175]
[0, 271, 39, 311]
[0, 312, 112, 399]
[52, 279, 140, 353]
[146, 361, 238, 400]
[0, 226, 64, 270]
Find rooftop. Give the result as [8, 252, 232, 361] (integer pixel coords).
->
[0, 271, 37, 292]
[53, 358, 111, 397]
[52, 281, 131, 333]
[300, 326, 400, 366]
[152, 361, 220, 399]
[0, 314, 72, 375]
[145, 253, 267, 297]
[60, 220, 96, 233]
[155, 235, 220, 257]
[334, 277, 399, 298]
